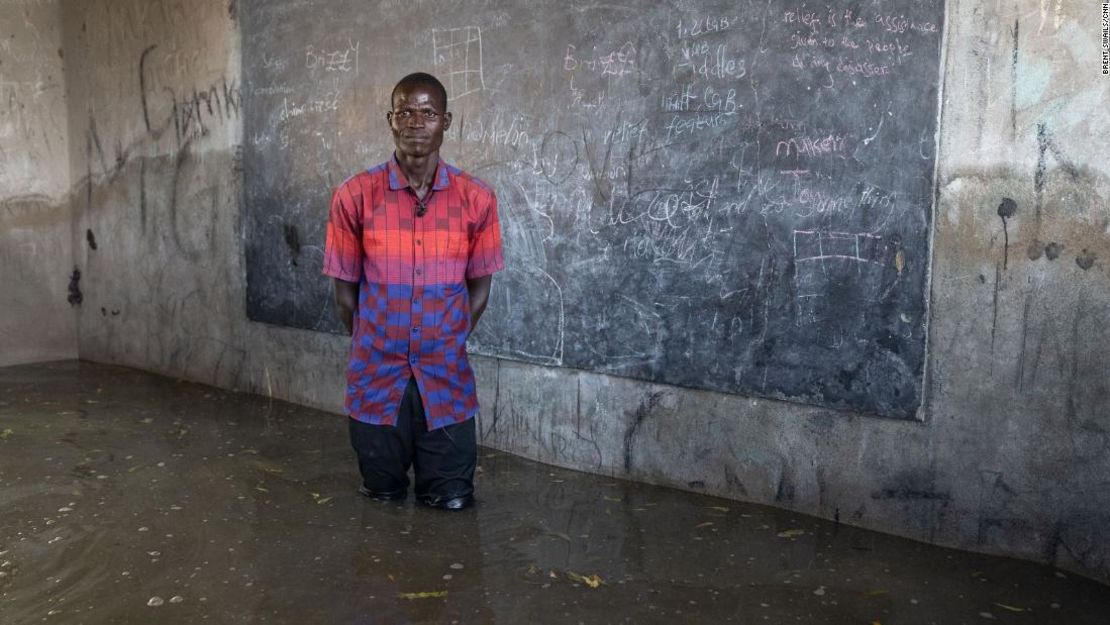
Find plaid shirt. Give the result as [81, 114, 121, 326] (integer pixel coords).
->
[323, 155, 504, 429]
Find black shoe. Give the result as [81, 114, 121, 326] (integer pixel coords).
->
[358, 485, 407, 501]
[417, 493, 474, 510]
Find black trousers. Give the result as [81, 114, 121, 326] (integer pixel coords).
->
[348, 377, 476, 503]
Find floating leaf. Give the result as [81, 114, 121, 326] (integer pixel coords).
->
[566, 571, 603, 588]
[695, 522, 715, 529]
[993, 603, 1025, 612]
[777, 529, 805, 538]
[398, 591, 447, 600]
[707, 506, 730, 512]
[547, 532, 572, 542]
[316, 497, 333, 505]
[1, 429, 13, 441]
[602, 496, 621, 502]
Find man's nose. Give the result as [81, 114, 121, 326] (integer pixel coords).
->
[406, 114, 424, 127]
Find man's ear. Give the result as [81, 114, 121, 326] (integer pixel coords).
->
[443, 111, 453, 131]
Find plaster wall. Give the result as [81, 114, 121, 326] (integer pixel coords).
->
[61, 0, 1109, 583]
[0, 0, 73, 366]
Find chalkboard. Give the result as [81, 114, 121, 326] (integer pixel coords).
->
[241, 0, 944, 419]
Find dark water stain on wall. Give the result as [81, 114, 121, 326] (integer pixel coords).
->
[1076, 249, 1096, 271]
[85, 229, 97, 250]
[1045, 241, 1064, 260]
[67, 268, 82, 306]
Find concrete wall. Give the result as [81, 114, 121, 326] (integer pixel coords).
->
[0, 0, 73, 366]
[55, 0, 1109, 583]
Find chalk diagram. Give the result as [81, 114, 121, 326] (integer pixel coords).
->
[431, 26, 485, 99]
[792, 229, 885, 322]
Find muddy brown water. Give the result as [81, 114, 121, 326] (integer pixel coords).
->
[2, 361, 1108, 624]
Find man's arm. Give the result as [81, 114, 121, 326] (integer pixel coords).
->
[466, 274, 492, 333]
[333, 278, 359, 335]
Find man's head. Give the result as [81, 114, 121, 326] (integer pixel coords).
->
[388, 73, 451, 159]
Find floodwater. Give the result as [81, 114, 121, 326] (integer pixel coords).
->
[2, 361, 1108, 624]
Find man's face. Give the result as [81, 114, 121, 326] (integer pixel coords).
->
[388, 84, 451, 159]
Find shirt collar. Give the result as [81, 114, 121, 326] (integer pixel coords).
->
[387, 153, 451, 192]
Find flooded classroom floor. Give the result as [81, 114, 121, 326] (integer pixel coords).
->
[2, 361, 1109, 625]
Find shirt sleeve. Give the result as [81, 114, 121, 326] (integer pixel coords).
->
[466, 189, 506, 280]
[322, 180, 363, 283]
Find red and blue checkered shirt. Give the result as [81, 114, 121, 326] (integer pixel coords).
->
[323, 155, 505, 429]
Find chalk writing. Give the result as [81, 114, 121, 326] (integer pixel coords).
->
[791, 186, 853, 218]
[457, 111, 531, 148]
[663, 110, 732, 141]
[660, 83, 738, 114]
[278, 91, 340, 122]
[604, 119, 648, 146]
[261, 53, 288, 73]
[835, 58, 890, 78]
[874, 14, 939, 34]
[674, 41, 745, 80]
[774, 134, 848, 159]
[563, 42, 636, 77]
[251, 83, 295, 96]
[675, 15, 735, 39]
[305, 39, 359, 75]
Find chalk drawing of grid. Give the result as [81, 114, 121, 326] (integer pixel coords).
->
[432, 27, 485, 98]
[792, 230, 883, 298]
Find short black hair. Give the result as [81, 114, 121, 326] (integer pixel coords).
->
[392, 72, 448, 111]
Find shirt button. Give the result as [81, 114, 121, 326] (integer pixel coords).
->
[415, 269, 422, 276]
[415, 239, 422, 246]
[412, 327, 420, 334]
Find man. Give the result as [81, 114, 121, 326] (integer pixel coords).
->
[322, 73, 504, 510]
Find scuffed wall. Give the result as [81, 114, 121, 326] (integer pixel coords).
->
[64, 0, 347, 405]
[60, 0, 1109, 584]
[0, 0, 73, 366]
